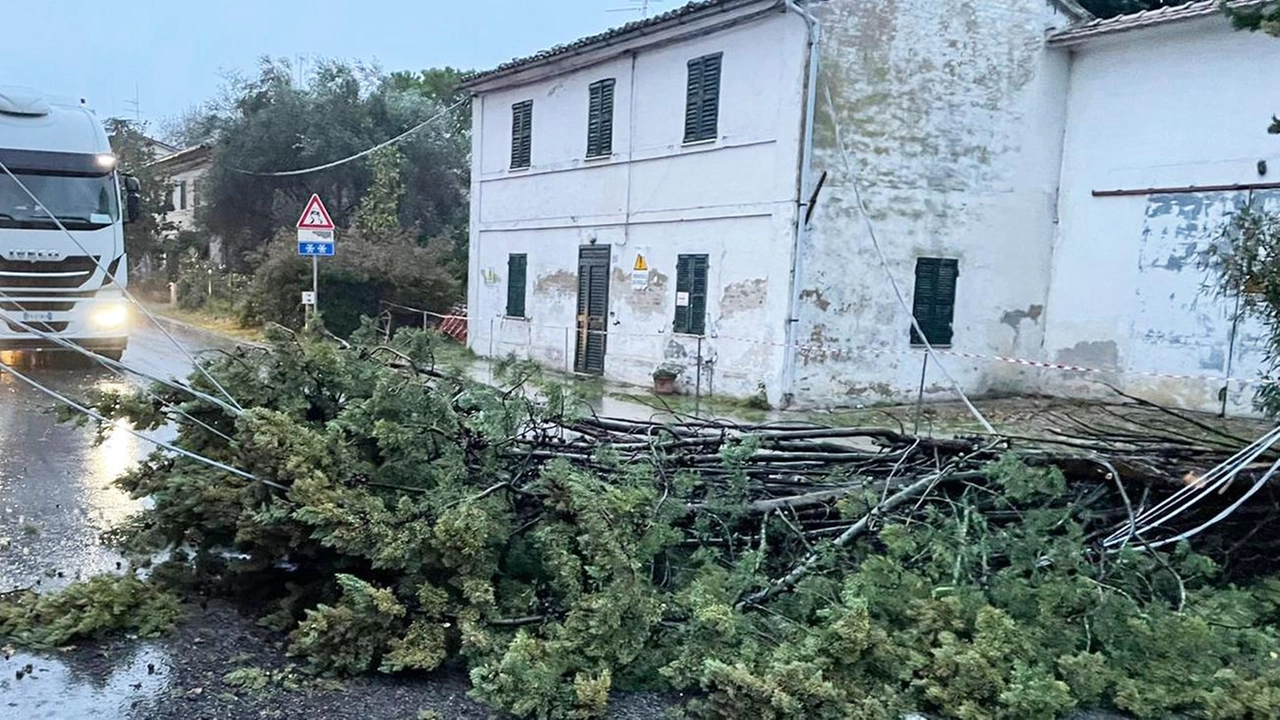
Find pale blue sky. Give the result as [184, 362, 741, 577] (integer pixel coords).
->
[3, 0, 663, 130]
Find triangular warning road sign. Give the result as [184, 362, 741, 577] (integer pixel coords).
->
[296, 194, 335, 230]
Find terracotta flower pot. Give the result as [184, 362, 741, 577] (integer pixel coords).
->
[653, 375, 677, 395]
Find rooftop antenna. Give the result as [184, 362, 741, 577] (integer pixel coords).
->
[122, 83, 141, 123]
[607, 0, 664, 19]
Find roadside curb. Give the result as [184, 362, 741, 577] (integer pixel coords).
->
[146, 312, 270, 351]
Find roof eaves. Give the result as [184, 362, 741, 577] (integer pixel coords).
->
[461, 0, 769, 89]
[1048, 0, 1262, 46]
[146, 141, 213, 169]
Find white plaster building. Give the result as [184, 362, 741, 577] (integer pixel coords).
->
[147, 141, 212, 234]
[463, 0, 1280, 414]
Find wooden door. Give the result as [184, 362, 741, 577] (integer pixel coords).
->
[575, 245, 610, 374]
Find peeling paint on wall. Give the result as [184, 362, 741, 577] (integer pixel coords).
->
[614, 267, 670, 314]
[534, 270, 578, 296]
[1055, 340, 1118, 368]
[721, 278, 768, 318]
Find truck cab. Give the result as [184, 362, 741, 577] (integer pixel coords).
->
[0, 88, 137, 360]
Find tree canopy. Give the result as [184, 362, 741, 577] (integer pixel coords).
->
[188, 59, 470, 271]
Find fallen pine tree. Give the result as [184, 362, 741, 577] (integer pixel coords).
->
[5, 324, 1280, 719]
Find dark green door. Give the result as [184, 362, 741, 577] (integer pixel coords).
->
[575, 245, 610, 374]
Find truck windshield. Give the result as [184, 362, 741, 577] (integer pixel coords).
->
[0, 172, 119, 230]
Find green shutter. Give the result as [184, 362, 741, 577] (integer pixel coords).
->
[587, 79, 615, 158]
[511, 101, 532, 169]
[689, 255, 708, 335]
[674, 254, 709, 335]
[684, 58, 704, 143]
[910, 258, 958, 346]
[507, 254, 527, 317]
[698, 54, 721, 141]
[684, 54, 722, 143]
[674, 255, 692, 333]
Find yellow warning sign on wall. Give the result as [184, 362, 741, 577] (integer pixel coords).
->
[634, 254, 647, 272]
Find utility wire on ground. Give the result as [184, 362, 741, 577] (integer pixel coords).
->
[0, 158, 245, 412]
[0, 296, 235, 442]
[820, 83, 997, 437]
[0, 354, 280, 488]
[0, 290, 243, 416]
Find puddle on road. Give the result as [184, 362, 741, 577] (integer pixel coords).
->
[2, 645, 172, 718]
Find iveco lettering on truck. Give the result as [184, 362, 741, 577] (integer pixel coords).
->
[0, 87, 140, 360]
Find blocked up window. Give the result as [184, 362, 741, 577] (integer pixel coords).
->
[910, 257, 959, 346]
[674, 254, 709, 335]
[507, 253, 528, 317]
[587, 79, 616, 158]
[192, 179, 201, 208]
[511, 100, 533, 169]
[684, 53, 722, 143]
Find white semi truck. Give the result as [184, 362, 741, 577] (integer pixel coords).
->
[0, 88, 138, 361]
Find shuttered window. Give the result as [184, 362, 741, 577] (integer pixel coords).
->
[674, 254, 709, 335]
[910, 257, 958, 346]
[684, 53, 722, 143]
[587, 79, 615, 158]
[506, 253, 528, 317]
[511, 100, 533, 169]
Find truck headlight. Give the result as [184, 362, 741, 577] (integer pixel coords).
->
[91, 301, 129, 330]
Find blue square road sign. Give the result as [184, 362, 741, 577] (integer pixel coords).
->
[298, 242, 335, 257]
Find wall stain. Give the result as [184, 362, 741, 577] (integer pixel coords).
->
[534, 270, 577, 296]
[1000, 304, 1043, 329]
[721, 278, 768, 318]
[800, 288, 831, 312]
[1055, 340, 1118, 368]
[664, 338, 688, 359]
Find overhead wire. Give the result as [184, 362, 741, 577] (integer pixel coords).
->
[0, 157, 245, 412]
[819, 84, 998, 437]
[234, 97, 469, 177]
[0, 353, 283, 489]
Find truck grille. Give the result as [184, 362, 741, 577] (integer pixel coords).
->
[3, 319, 70, 334]
[0, 256, 100, 289]
[0, 299, 77, 312]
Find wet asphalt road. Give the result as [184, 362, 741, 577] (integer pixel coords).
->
[0, 321, 224, 595]
[0, 321, 221, 718]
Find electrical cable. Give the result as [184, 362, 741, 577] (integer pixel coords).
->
[819, 84, 997, 436]
[0, 353, 282, 489]
[0, 297, 235, 442]
[0, 158, 245, 412]
[0, 290, 244, 417]
[234, 98, 469, 177]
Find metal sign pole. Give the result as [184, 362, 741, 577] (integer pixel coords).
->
[312, 255, 319, 319]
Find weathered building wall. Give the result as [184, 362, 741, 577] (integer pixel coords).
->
[1047, 17, 1280, 414]
[790, 0, 1076, 407]
[468, 7, 809, 395]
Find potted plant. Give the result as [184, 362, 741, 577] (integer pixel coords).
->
[652, 364, 681, 395]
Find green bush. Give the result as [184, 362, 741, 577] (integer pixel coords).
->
[238, 227, 460, 336]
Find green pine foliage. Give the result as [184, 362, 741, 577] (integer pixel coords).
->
[0, 574, 181, 649]
[11, 328, 1280, 719]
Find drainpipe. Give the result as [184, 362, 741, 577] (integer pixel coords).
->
[780, 0, 820, 408]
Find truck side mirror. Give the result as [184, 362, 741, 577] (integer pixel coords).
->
[123, 175, 142, 223]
